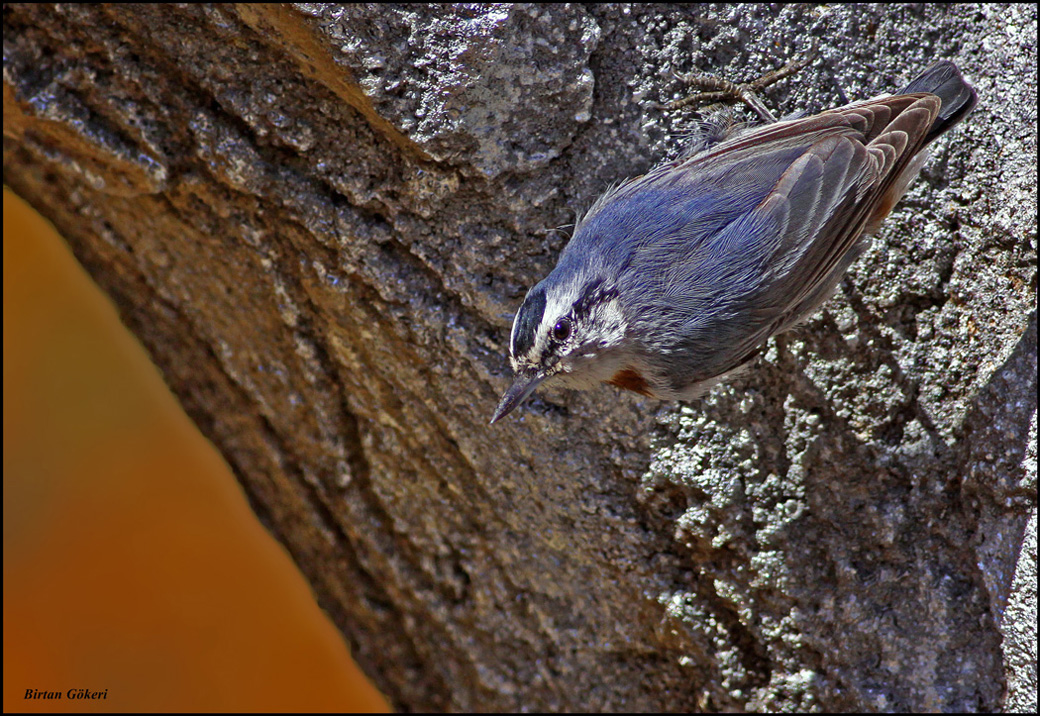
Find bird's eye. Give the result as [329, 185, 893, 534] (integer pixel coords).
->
[552, 317, 572, 342]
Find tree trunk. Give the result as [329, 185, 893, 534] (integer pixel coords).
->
[4, 3, 1035, 711]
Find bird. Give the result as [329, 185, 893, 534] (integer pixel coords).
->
[490, 60, 977, 424]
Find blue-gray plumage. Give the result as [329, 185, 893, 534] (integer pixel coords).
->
[491, 60, 977, 424]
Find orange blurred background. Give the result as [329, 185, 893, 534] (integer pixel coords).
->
[3, 188, 390, 712]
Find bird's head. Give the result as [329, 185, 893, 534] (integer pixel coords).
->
[490, 271, 630, 423]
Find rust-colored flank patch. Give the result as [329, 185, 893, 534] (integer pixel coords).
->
[607, 368, 653, 396]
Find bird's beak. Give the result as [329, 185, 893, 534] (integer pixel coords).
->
[490, 369, 547, 425]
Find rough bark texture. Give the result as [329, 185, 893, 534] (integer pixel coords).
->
[4, 3, 1036, 712]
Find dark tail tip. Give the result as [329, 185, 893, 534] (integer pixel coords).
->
[902, 60, 979, 144]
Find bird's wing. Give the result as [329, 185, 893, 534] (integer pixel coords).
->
[637, 94, 942, 384]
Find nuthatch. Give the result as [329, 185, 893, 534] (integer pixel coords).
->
[491, 60, 977, 424]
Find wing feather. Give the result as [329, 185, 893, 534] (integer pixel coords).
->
[650, 94, 942, 387]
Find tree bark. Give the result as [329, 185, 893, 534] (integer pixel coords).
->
[4, 3, 1036, 711]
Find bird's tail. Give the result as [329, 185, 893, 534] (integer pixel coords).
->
[901, 60, 979, 144]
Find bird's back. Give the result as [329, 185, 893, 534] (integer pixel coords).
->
[563, 62, 976, 397]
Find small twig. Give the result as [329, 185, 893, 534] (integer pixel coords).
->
[665, 51, 817, 123]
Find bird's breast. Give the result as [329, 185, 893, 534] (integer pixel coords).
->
[606, 368, 654, 396]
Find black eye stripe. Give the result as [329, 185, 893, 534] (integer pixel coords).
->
[572, 278, 616, 320]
